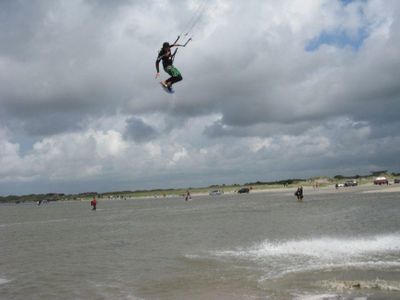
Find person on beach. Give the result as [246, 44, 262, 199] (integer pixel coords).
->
[91, 197, 97, 210]
[295, 186, 304, 202]
[185, 190, 191, 201]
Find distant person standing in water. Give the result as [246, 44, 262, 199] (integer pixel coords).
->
[295, 186, 304, 202]
[185, 190, 191, 201]
[91, 197, 97, 210]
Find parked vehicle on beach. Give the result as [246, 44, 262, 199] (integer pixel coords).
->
[337, 183, 345, 188]
[394, 178, 400, 184]
[238, 187, 250, 194]
[344, 180, 358, 187]
[374, 177, 389, 185]
[209, 189, 224, 196]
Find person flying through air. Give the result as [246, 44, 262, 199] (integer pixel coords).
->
[155, 36, 190, 93]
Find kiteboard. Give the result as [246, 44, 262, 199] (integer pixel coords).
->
[160, 82, 175, 94]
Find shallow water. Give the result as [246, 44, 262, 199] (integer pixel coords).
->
[1, 186, 399, 299]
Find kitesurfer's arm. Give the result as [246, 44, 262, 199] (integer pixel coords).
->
[173, 35, 180, 45]
[155, 54, 162, 78]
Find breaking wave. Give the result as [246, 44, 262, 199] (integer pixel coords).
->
[215, 234, 400, 259]
[208, 234, 400, 278]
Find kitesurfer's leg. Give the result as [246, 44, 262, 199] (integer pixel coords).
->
[169, 74, 183, 85]
[165, 65, 182, 87]
[165, 74, 182, 87]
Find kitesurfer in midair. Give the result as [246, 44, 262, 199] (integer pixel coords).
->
[155, 36, 189, 92]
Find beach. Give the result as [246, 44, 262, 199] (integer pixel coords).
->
[1, 184, 399, 299]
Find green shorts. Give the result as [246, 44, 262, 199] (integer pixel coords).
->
[165, 65, 181, 77]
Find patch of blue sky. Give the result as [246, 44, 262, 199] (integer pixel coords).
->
[340, 0, 354, 5]
[305, 28, 368, 52]
[340, 0, 367, 6]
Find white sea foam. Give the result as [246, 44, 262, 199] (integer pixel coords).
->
[209, 234, 400, 278]
[215, 234, 400, 260]
[277, 261, 400, 277]
[292, 293, 339, 300]
[0, 278, 11, 285]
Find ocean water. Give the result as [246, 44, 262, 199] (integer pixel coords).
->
[1, 185, 399, 299]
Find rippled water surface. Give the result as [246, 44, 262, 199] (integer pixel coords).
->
[1, 186, 400, 299]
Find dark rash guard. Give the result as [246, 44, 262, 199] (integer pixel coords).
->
[156, 48, 173, 72]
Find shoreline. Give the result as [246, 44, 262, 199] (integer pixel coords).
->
[167, 182, 400, 199]
[3, 182, 400, 203]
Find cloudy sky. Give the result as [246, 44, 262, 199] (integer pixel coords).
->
[0, 0, 399, 195]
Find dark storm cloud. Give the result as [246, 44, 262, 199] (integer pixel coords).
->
[0, 1, 50, 59]
[124, 116, 158, 142]
[20, 112, 83, 137]
[0, 0, 145, 137]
